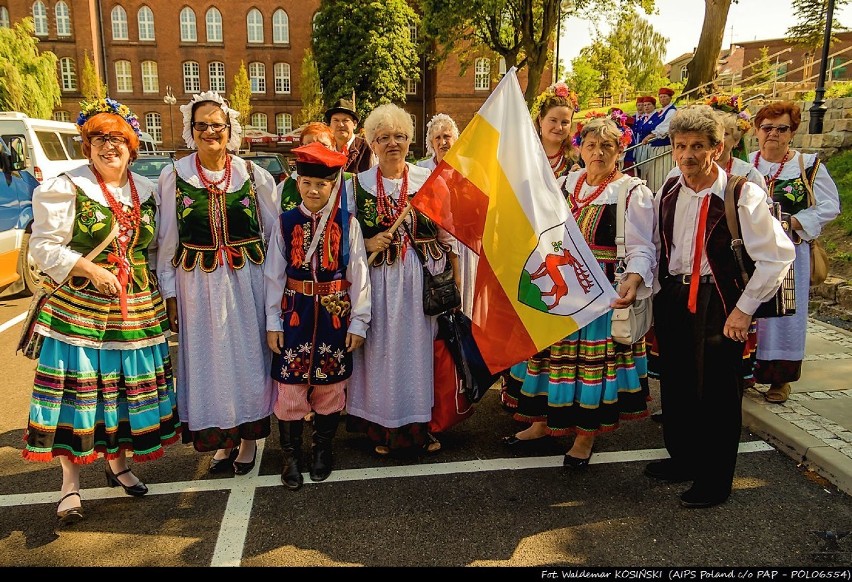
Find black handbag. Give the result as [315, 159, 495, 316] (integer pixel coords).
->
[724, 176, 796, 318]
[403, 222, 461, 316]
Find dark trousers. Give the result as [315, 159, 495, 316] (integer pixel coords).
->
[654, 277, 746, 496]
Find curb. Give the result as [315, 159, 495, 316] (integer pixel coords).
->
[742, 394, 852, 496]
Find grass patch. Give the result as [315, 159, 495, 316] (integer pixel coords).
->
[825, 149, 852, 235]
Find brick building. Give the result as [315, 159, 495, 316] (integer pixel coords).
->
[0, 0, 552, 158]
[738, 31, 852, 85]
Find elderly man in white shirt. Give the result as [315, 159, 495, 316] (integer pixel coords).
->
[644, 105, 795, 509]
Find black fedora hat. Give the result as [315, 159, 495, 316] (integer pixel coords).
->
[324, 98, 359, 124]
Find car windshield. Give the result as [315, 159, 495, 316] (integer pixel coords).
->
[131, 158, 172, 180]
[252, 156, 283, 174]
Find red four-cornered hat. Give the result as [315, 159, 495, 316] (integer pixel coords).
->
[292, 141, 348, 179]
[658, 87, 675, 96]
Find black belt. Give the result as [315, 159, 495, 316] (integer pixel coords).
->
[670, 274, 714, 285]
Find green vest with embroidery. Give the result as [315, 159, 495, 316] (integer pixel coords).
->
[353, 175, 449, 266]
[172, 174, 265, 272]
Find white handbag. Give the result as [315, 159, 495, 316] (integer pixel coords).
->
[610, 181, 653, 346]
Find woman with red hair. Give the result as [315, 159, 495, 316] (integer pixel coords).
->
[23, 98, 180, 526]
[750, 101, 840, 403]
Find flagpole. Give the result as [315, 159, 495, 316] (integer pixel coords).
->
[367, 204, 412, 264]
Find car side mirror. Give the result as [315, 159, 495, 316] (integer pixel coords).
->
[9, 137, 27, 171]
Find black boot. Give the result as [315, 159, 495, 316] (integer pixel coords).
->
[278, 419, 304, 490]
[310, 412, 340, 482]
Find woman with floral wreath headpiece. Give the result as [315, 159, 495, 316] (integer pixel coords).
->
[156, 91, 281, 475]
[501, 81, 581, 410]
[23, 97, 181, 527]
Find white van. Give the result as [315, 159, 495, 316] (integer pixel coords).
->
[0, 112, 87, 182]
[139, 131, 158, 154]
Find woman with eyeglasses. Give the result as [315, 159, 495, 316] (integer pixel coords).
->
[345, 103, 460, 457]
[749, 101, 840, 403]
[23, 98, 180, 526]
[156, 91, 280, 474]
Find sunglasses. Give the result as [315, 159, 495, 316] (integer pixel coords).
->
[89, 133, 128, 147]
[192, 122, 230, 133]
[759, 125, 792, 135]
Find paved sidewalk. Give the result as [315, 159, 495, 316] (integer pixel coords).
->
[743, 317, 852, 495]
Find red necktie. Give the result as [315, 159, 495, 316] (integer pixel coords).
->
[688, 195, 711, 314]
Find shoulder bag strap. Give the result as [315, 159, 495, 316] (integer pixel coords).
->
[44, 222, 119, 302]
[797, 151, 817, 208]
[724, 175, 751, 285]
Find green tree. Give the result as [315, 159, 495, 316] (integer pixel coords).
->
[787, 0, 849, 51]
[0, 18, 60, 118]
[312, 0, 420, 116]
[745, 46, 774, 87]
[419, 0, 655, 105]
[567, 57, 600, 109]
[299, 48, 324, 125]
[605, 6, 669, 93]
[684, 0, 734, 95]
[229, 61, 252, 129]
[581, 40, 630, 105]
[79, 52, 106, 101]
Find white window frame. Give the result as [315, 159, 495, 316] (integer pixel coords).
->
[141, 61, 158, 93]
[138, 6, 155, 41]
[250, 113, 268, 131]
[111, 5, 128, 40]
[276, 113, 292, 136]
[249, 62, 266, 94]
[55, 1, 71, 37]
[180, 7, 197, 42]
[183, 61, 201, 93]
[272, 9, 289, 44]
[32, 1, 48, 36]
[206, 8, 222, 43]
[680, 66, 688, 82]
[145, 112, 162, 144]
[274, 63, 291, 94]
[474, 58, 490, 91]
[209, 62, 226, 93]
[59, 58, 76, 91]
[409, 22, 417, 44]
[406, 78, 417, 95]
[52, 111, 72, 122]
[0, 7, 9, 28]
[247, 8, 263, 44]
[115, 60, 132, 93]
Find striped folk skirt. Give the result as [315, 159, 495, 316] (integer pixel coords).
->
[22, 337, 181, 464]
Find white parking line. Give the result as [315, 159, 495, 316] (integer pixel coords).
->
[0, 312, 26, 335]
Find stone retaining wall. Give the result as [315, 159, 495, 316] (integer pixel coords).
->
[811, 277, 852, 322]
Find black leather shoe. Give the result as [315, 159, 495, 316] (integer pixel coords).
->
[501, 434, 547, 447]
[563, 452, 592, 470]
[208, 449, 238, 474]
[679, 486, 729, 509]
[105, 466, 148, 496]
[233, 448, 257, 476]
[56, 491, 84, 526]
[644, 459, 694, 483]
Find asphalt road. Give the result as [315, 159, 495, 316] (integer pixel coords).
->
[0, 289, 851, 568]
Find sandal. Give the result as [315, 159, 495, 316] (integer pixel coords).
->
[424, 433, 441, 454]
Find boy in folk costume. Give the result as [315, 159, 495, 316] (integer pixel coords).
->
[264, 142, 371, 490]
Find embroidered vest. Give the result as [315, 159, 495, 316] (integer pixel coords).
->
[171, 171, 265, 272]
[353, 175, 450, 266]
[648, 106, 675, 148]
[280, 208, 348, 284]
[280, 177, 301, 212]
[765, 157, 820, 215]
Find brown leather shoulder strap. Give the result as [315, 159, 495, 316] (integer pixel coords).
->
[724, 175, 746, 239]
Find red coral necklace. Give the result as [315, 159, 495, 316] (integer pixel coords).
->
[571, 168, 618, 215]
[375, 166, 409, 227]
[196, 154, 232, 194]
[754, 150, 789, 182]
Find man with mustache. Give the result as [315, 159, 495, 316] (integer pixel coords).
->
[646, 105, 795, 509]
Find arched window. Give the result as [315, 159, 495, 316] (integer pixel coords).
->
[276, 113, 292, 136]
[138, 6, 155, 41]
[209, 62, 225, 92]
[474, 58, 490, 91]
[180, 7, 197, 42]
[32, 1, 48, 36]
[183, 61, 200, 93]
[274, 63, 291, 94]
[52, 111, 72, 122]
[249, 62, 265, 93]
[312, 11, 320, 32]
[250, 113, 267, 131]
[59, 58, 76, 91]
[272, 9, 289, 44]
[115, 60, 132, 93]
[145, 112, 162, 144]
[0, 7, 10, 28]
[141, 61, 158, 93]
[55, 1, 71, 37]
[206, 8, 222, 43]
[111, 5, 128, 40]
[247, 8, 263, 43]
[680, 66, 688, 82]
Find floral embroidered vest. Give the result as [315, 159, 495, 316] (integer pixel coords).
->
[765, 157, 819, 215]
[171, 171, 265, 272]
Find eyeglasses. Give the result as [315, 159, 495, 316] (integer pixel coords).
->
[374, 133, 410, 145]
[759, 124, 792, 135]
[192, 122, 230, 133]
[89, 133, 128, 147]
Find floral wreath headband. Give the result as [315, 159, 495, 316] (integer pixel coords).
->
[572, 109, 633, 149]
[180, 91, 243, 151]
[424, 113, 459, 157]
[76, 97, 142, 137]
[705, 93, 752, 132]
[530, 82, 580, 123]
